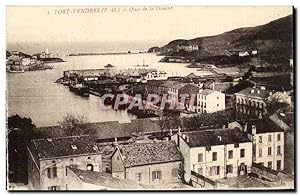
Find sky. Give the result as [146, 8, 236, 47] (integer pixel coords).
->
[6, 6, 292, 45]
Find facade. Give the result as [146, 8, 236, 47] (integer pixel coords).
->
[177, 44, 199, 52]
[27, 135, 102, 190]
[21, 57, 31, 66]
[196, 89, 225, 114]
[243, 119, 285, 171]
[142, 70, 168, 81]
[238, 51, 249, 57]
[171, 128, 252, 183]
[235, 87, 272, 118]
[111, 141, 183, 186]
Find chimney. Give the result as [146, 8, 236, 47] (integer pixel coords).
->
[251, 89, 254, 93]
[212, 82, 215, 90]
[169, 129, 173, 136]
[269, 92, 273, 96]
[217, 135, 222, 142]
[244, 122, 248, 133]
[251, 125, 256, 135]
[113, 137, 118, 146]
[257, 90, 260, 94]
[260, 86, 266, 90]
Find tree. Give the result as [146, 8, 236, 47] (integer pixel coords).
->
[156, 110, 181, 139]
[183, 109, 235, 130]
[7, 114, 36, 184]
[58, 113, 95, 136]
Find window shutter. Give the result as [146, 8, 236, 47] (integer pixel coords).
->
[152, 171, 155, 181]
[47, 168, 51, 178]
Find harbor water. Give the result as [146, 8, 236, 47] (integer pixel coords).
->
[7, 53, 212, 127]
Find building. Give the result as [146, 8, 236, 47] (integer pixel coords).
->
[235, 87, 272, 118]
[171, 128, 252, 183]
[111, 141, 183, 186]
[177, 44, 199, 52]
[196, 89, 225, 114]
[145, 80, 199, 107]
[27, 135, 102, 190]
[21, 57, 31, 66]
[238, 51, 249, 57]
[141, 70, 168, 81]
[242, 119, 285, 171]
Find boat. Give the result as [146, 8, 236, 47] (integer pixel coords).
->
[8, 70, 25, 73]
[134, 59, 149, 67]
[69, 83, 90, 97]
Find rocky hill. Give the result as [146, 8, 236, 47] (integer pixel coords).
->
[152, 15, 293, 70]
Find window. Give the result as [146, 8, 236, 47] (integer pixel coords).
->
[267, 161, 272, 169]
[259, 148, 262, 157]
[135, 173, 142, 182]
[277, 160, 281, 170]
[217, 104, 219, 107]
[48, 186, 60, 191]
[209, 166, 220, 176]
[217, 96, 219, 99]
[277, 146, 281, 155]
[228, 150, 233, 159]
[212, 152, 217, 161]
[47, 161, 57, 179]
[197, 167, 203, 175]
[152, 171, 162, 181]
[172, 168, 178, 178]
[268, 147, 272, 156]
[87, 164, 94, 171]
[268, 135, 272, 142]
[277, 134, 281, 141]
[240, 149, 245, 158]
[198, 153, 203, 162]
[226, 164, 233, 174]
[259, 136, 262, 143]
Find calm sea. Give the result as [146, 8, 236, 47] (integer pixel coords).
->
[7, 53, 211, 127]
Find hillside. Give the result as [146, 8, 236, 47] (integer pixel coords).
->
[153, 15, 293, 70]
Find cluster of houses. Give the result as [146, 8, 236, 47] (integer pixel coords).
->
[6, 51, 40, 71]
[27, 113, 289, 190]
[6, 49, 56, 72]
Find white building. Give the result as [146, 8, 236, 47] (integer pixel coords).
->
[142, 70, 168, 81]
[243, 119, 285, 171]
[21, 57, 31, 66]
[196, 89, 225, 114]
[238, 51, 249, 57]
[171, 128, 252, 183]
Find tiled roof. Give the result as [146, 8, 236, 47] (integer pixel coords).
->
[117, 141, 183, 167]
[241, 118, 285, 134]
[30, 135, 101, 160]
[235, 87, 271, 99]
[36, 118, 164, 140]
[68, 168, 147, 189]
[182, 128, 251, 148]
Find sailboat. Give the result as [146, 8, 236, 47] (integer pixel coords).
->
[134, 59, 149, 67]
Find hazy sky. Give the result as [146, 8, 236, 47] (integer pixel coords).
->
[6, 6, 292, 44]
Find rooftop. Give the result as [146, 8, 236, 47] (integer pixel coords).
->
[198, 89, 216, 95]
[68, 167, 147, 190]
[182, 128, 251, 148]
[235, 87, 271, 99]
[30, 135, 101, 160]
[36, 118, 165, 140]
[117, 141, 183, 167]
[242, 118, 285, 134]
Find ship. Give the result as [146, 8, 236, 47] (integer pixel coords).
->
[69, 82, 90, 97]
[134, 59, 149, 67]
